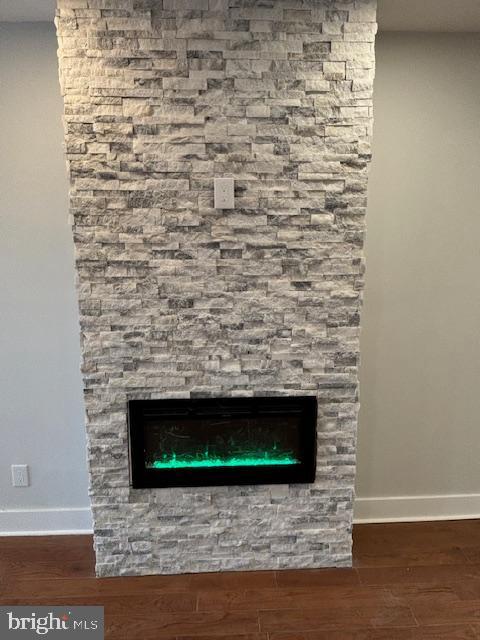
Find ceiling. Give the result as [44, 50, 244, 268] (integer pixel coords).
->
[1, 0, 480, 31]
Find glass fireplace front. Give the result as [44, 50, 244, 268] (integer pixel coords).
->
[128, 396, 317, 488]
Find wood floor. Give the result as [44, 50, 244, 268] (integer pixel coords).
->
[1, 521, 480, 639]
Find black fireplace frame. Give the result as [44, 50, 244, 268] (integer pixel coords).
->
[128, 396, 317, 489]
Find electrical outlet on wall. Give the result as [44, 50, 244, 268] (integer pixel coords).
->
[11, 464, 29, 487]
[214, 177, 235, 209]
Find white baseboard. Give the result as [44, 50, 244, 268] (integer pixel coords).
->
[0, 507, 93, 536]
[354, 493, 480, 523]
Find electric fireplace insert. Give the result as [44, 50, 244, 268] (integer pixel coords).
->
[128, 396, 317, 488]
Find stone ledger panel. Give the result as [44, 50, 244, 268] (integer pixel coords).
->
[56, 0, 377, 576]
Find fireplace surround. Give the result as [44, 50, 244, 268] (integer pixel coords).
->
[56, 0, 377, 576]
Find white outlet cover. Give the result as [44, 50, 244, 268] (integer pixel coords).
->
[214, 177, 235, 209]
[11, 464, 29, 487]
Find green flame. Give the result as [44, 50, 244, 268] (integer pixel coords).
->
[148, 452, 299, 470]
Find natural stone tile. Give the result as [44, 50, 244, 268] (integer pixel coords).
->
[56, 0, 377, 578]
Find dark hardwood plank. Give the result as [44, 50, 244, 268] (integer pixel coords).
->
[353, 522, 469, 568]
[0, 593, 196, 613]
[0, 574, 192, 599]
[385, 582, 462, 606]
[188, 569, 276, 590]
[354, 521, 480, 549]
[258, 604, 417, 632]
[197, 585, 392, 612]
[177, 636, 267, 640]
[0, 535, 94, 559]
[0, 535, 95, 580]
[104, 611, 260, 639]
[452, 580, 480, 601]
[275, 567, 360, 588]
[412, 600, 480, 626]
[470, 625, 480, 639]
[462, 547, 480, 565]
[358, 564, 480, 586]
[269, 626, 478, 639]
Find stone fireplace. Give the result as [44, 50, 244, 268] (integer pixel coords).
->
[56, 0, 377, 576]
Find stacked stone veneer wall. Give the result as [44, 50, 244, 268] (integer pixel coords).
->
[56, 0, 376, 576]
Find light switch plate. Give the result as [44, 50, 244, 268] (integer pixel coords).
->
[214, 177, 234, 209]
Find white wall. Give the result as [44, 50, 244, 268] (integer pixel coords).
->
[378, 0, 480, 32]
[1, 25, 479, 532]
[356, 32, 480, 522]
[0, 23, 91, 533]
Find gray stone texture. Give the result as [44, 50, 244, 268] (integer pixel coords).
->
[56, 0, 377, 576]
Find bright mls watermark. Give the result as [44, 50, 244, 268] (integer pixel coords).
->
[0, 607, 104, 639]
